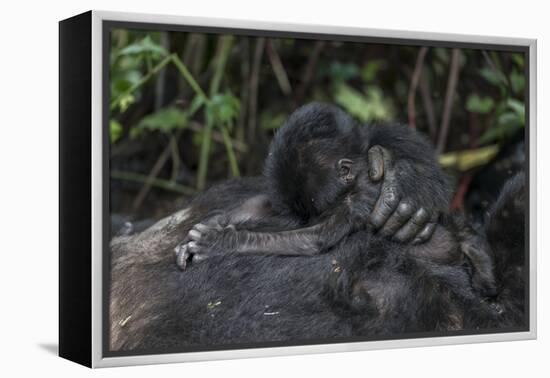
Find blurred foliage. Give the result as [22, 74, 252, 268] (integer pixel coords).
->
[108, 28, 527, 216]
[134, 106, 188, 135]
[334, 83, 394, 122]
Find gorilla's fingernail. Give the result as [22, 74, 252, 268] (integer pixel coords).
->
[189, 230, 201, 239]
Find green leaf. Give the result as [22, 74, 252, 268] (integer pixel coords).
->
[137, 106, 189, 133]
[118, 35, 168, 59]
[333, 83, 394, 122]
[510, 70, 525, 95]
[189, 95, 206, 116]
[260, 111, 286, 130]
[117, 93, 135, 113]
[109, 119, 123, 143]
[512, 53, 525, 69]
[360, 60, 384, 82]
[478, 106, 524, 145]
[206, 93, 241, 125]
[439, 145, 499, 171]
[479, 67, 507, 87]
[466, 94, 495, 114]
[327, 62, 359, 83]
[507, 98, 525, 119]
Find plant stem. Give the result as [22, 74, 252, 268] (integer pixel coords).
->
[248, 38, 265, 142]
[407, 47, 428, 129]
[170, 54, 208, 101]
[436, 49, 461, 155]
[219, 123, 240, 177]
[189, 121, 248, 152]
[209, 36, 234, 96]
[110, 54, 173, 111]
[169, 134, 181, 181]
[196, 116, 214, 191]
[111, 170, 195, 196]
[266, 39, 292, 96]
[196, 35, 236, 190]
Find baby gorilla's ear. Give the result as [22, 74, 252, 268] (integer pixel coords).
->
[337, 158, 355, 184]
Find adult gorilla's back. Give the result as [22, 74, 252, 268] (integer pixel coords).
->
[109, 175, 526, 352]
[110, 177, 351, 351]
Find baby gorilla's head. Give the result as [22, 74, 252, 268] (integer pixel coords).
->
[264, 103, 364, 221]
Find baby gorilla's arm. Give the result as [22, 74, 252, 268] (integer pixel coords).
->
[175, 206, 353, 270]
[175, 145, 444, 270]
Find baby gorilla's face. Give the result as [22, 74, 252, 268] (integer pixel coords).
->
[293, 141, 359, 220]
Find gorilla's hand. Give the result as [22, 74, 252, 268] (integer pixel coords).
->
[367, 145, 439, 244]
[174, 216, 238, 270]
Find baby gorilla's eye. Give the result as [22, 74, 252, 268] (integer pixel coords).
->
[339, 165, 350, 176]
[337, 158, 353, 178]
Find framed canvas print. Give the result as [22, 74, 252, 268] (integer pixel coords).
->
[59, 10, 537, 368]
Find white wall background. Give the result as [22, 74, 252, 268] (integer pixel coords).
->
[0, 0, 547, 376]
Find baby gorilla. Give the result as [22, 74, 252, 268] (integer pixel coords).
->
[175, 103, 450, 269]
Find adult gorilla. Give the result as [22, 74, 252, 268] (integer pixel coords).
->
[109, 104, 526, 352]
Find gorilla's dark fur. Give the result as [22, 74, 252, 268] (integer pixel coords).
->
[109, 104, 526, 352]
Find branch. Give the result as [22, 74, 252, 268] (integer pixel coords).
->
[266, 39, 292, 96]
[110, 55, 173, 111]
[111, 169, 195, 196]
[407, 47, 428, 129]
[196, 35, 235, 190]
[131, 131, 181, 211]
[248, 38, 265, 142]
[419, 69, 437, 140]
[188, 121, 248, 153]
[436, 49, 461, 155]
[294, 41, 325, 106]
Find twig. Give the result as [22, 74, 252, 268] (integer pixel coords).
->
[196, 36, 235, 190]
[196, 120, 214, 191]
[236, 38, 250, 144]
[450, 173, 473, 209]
[188, 121, 248, 152]
[131, 134, 176, 211]
[111, 170, 195, 196]
[266, 39, 292, 96]
[154, 33, 170, 110]
[219, 123, 240, 177]
[110, 54, 173, 111]
[209, 36, 234, 96]
[169, 134, 181, 181]
[419, 69, 437, 140]
[407, 47, 428, 129]
[294, 41, 325, 106]
[171, 54, 208, 100]
[436, 49, 461, 155]
[449, 113, 481, 209]
[248, 38, 265, 142]
[482, 50, 511, 89]
[482, 51, 499, 75]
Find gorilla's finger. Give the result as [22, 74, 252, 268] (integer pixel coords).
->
[412, 222, 437, 245]
[192, 253, 209, 262]
[186, 241, 200, 254]
[370, 184, 400, 229]
[175, 244, 189, 270]
[367, 145, 385, 181]
[379, 201, 414, 237]
[193, 223, 213, 233]
[393, 208, 430, 243]
[188, 229, 201, 241]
